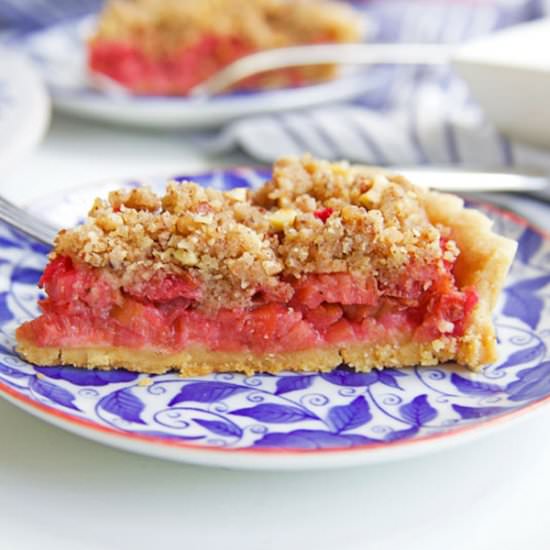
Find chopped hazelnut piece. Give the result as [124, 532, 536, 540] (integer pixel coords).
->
[96, 214, 122, 232]
[172, 249, 199, 266]
[225, 188, 248, 202]
[262, 260, 283, 275]
[359, 174, 390, 209]
[109, 187, 161, 212]
[269, 209, 297, 230]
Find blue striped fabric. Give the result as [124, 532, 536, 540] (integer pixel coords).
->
[0, 0, 101, 30]
[0, 0, 102, 42]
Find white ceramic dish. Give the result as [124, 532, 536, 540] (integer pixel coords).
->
[453, 18, 550, 150]
[0, 48, 50, 174]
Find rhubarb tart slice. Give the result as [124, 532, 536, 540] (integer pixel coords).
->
[88, 0, 362, 95]
[16, 156, 517, 376]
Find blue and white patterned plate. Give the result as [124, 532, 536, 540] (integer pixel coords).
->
[18, 16, 377, 129]
[1, 168, 550, 470]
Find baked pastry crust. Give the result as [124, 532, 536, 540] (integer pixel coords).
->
[420, 188, 517, 366]
[17, 338, 464, 377]
[15, 157, 517, 375]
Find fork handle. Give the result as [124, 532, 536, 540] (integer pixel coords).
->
[190, 43, 453, 96]
[0, 196, 59, 245]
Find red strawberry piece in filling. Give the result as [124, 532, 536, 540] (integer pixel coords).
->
[313, 207, 334, 223]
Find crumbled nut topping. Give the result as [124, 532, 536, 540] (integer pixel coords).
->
[91, 0, 361, 58]
[54, 155, 458, 311]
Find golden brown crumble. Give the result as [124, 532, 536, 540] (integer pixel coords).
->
[91, 0, 362, 58]
[54, 155, 458, 311]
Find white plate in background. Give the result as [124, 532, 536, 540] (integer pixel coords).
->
[0, 48, 50, 174]
[20, 16, 378, 129]
[453, 18, 550, 150]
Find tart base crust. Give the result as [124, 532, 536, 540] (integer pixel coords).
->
[18, 337, 470, 377]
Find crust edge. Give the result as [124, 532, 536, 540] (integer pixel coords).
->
[422, 189, 517, 368]
[18, 336, 471, 377]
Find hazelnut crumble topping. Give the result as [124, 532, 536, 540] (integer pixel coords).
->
[92, 0, 362, 58]
[54, 155, 458, 311]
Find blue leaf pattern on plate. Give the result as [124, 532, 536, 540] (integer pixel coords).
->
[30, 377, 79, 411]
[253, 429, 377, 449]
[30, 241, 51, 255]
[0, 293, 13, 322]
[100, 389, 145, 424]
[321, 366, 378, 387]
[384, 368, 407, 377]
[452, 404, 510, 419]
[230, 404, 317, 423]
[377, 371, 404, 390]
[275, 375, 313, 395]
[399, 395, 436, 426]
[0, 169, 550, 454]
[503, 292, 543, 329]
[12, 266, 43, 285]
[502, 275, 550, 330]
[328, 396, 372, 433]
[451, 373, 501, 396]
[221, 172, 254, 190]
[0, 236, 20, 248]
[193, 418, 243, 438]
[385, 426, 419, 441]
[506, 363, 550, 402]
[0, 364, 27, 378]
[496, 343, 545, 370]
[517, 227, 542, 264]
[507, 275, 550, 292]
[36, 366, 138, 386]
[169, 382, 246, 405]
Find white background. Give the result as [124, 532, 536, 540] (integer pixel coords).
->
[1, 114, 550, 550]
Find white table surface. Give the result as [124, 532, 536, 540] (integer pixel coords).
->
[1, 113, 550, 550]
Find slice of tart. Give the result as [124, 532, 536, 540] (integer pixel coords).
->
[16, 155, 517, 376]
[88, 0, 362, 95]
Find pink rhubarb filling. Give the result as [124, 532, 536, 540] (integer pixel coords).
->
[88, 34, 315, 95]
[18, 254, 478, 354]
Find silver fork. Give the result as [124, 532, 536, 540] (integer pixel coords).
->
[91, 43, 453, 98]
[188, 43, 453, 97]
[0, 169, 548, 246]
[0, 196, 59, 245]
